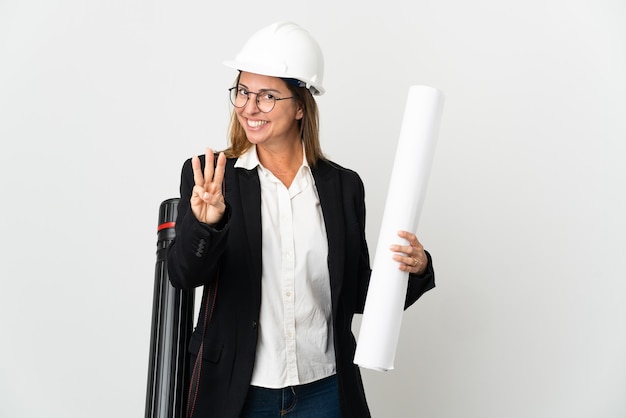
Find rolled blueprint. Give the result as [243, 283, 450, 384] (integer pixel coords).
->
[354, 85, 444, 371]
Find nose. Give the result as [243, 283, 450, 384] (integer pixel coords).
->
[243, 92, 261, 113]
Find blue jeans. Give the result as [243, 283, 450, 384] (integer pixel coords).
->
[240, 374, 342, 417]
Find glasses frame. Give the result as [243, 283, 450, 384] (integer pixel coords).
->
[228, 86, 295, 113]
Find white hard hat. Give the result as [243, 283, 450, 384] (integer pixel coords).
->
[223, 21, 325, 95]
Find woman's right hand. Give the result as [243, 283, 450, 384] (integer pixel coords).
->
[190, 148, 226, 225]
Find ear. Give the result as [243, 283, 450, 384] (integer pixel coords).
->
[295, 105, 304, 120]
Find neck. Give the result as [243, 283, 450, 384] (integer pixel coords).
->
[257, 141, 303, 187]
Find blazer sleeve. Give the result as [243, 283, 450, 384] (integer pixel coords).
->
[404, 250, 435, 309]
[166, 157, 231, 290]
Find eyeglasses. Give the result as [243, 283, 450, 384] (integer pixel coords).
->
[228, 86, 295, 113]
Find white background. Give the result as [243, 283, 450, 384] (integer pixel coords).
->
[1, 1, 625, 417]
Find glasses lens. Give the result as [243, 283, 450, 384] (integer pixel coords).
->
[256, 93, 276, 113]
[230, 88, 246, 108]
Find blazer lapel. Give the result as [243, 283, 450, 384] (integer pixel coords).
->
[237, 167, 263, 284]
[312, 161, 345, 312]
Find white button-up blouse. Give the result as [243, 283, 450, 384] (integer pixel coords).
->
[235, 145, 336, 389]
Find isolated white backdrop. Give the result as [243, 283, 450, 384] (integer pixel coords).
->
[1, 1, 625, 417]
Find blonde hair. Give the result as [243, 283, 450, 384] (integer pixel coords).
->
[224, 74, 325, 166]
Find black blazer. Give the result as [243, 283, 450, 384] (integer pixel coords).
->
[167, 156, 435, 418]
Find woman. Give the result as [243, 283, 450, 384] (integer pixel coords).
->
[167, 21, 435, 418]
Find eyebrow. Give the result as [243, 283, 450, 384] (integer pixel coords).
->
[238, 83, 282, 94]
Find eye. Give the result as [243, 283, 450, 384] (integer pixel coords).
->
[237, 87, 249, 96]
[259, 92, 276, 101]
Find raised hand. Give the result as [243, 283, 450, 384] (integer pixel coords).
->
[190, 148, 227, 225]
[390, 230, 428, 274]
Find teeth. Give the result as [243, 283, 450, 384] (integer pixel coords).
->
[247, 120, 267, 128]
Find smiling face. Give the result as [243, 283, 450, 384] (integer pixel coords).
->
[234, 72, 304, 149]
